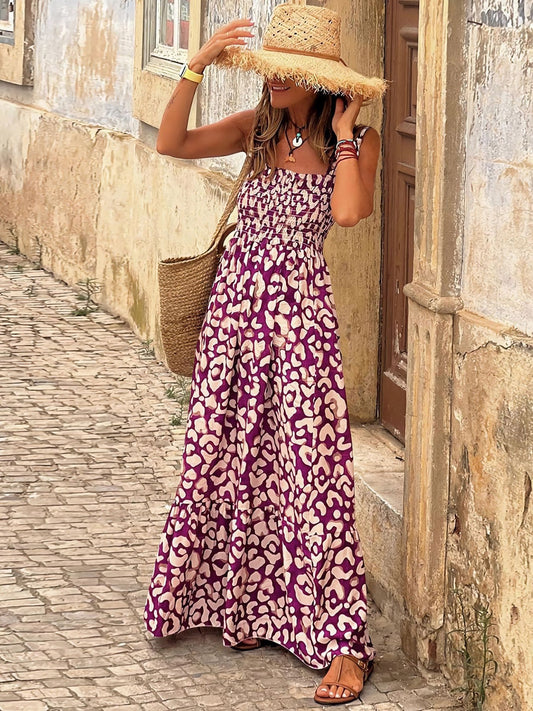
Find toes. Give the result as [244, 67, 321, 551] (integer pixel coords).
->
[315, 683, 353, 701]
[330, 684, 351, 699]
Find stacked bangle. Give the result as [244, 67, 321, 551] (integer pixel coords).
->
[336, 139, 357, 150]
[334, 138, 359, 166]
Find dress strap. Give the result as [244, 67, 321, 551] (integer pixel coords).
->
[353, 125, 371, 158]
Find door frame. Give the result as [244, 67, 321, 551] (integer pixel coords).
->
[400, 0, 468, 668]
[378, 0, 418, 443]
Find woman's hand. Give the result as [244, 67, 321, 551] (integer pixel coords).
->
[331, 94, 364, 140]
[330, 94, 380, 227]
[189, 18, 254, 74]
[156, 17, 256, 158]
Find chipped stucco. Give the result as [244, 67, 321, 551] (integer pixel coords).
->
[0, 0, 138, 134]
[447, 309, 533, 711]
[461, 16, 533, 335]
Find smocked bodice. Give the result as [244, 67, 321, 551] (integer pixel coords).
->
[232, 163, 336, 252]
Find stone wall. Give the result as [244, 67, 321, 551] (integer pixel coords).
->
[447, 311, 532, 710]
[0, 101, 234, 353]
[402, 4, 532, 708]
[461, 5, 532, 335]
[442, 5, 533, 707]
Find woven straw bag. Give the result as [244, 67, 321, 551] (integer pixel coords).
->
[158, 156, 252, 378]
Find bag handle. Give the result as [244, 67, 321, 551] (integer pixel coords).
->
[207, 154, 253, 252]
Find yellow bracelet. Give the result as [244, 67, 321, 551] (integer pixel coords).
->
[179, 64, 204, 84]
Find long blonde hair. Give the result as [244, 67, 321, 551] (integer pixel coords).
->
[246, 83, 338, 182]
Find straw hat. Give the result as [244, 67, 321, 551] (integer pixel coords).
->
[213, 3, 387, 102]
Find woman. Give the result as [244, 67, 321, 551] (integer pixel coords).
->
[144, 4, 387, 705]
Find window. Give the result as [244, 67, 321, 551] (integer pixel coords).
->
[0, 0, 15, 43]
[143, 0, 193, 81]
[153, 0, 190, 60]
[0, 0, 33, 84]
[134, 0, 200, 126]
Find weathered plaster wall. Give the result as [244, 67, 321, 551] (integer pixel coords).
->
[447, 310, 533, 711]
[440, 5, 533, 707]
[0, 102, 234, 354]
[0, 0, 138, 134]
[462, 6, 533, 335]
[403, 6, 533, 705]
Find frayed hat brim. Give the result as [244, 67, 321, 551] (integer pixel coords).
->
[213, 46, 387, 102]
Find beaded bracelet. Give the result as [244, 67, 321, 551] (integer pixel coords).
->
[335, 147, 359, 162]
[335, 138, 357, 149]
[335, 155, 359, 167]
[336, 145, 358, 155]
[335, 140, 359, 159]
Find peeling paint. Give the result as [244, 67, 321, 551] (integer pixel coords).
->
[66, 4, 118, 103]
[461, 19, 533, 335]
[469, 0, 533, 27]
[33, 0, 137, 133]
[448, 311, 533, 710]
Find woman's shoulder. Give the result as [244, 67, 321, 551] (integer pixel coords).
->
[232, 109, 256, 152]
[353, 124, 378, 138]
[234, 109, 256, 133]
[216, 109, 255, 152]
[353, 125, 380, 155]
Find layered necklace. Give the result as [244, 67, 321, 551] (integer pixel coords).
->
[284, 119, 309, 163]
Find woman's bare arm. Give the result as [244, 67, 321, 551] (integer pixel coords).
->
[156, 18, 255, 159]
[330, 127, 380, 226]
[330, 96, 381, 227]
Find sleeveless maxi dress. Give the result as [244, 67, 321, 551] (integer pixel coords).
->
[144, 127, 376, 670]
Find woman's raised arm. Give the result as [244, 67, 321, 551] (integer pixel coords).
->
[156, 18, 255, 159]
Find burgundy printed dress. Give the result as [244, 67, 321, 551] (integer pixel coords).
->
[144, 128, 376, 670]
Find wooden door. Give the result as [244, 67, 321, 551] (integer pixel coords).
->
[379, 0, 419, 444]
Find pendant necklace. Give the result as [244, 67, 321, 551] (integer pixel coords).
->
[290, 120, 307, 148]
[284, 123, 309, 163]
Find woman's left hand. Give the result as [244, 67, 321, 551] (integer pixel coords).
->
[331, 94, 364, 139]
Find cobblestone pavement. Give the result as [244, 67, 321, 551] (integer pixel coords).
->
[0, 242, 462, 710]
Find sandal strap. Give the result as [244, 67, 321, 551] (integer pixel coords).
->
[346, 655, 373, 676]
[320, 654, 373, 687]
[315, 655, 376, 703]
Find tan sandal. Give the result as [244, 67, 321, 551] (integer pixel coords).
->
[314, 655, 374, 705]
[232, 638, 262, 651]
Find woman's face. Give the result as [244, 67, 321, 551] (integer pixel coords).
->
[265, 75, 317, 110]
